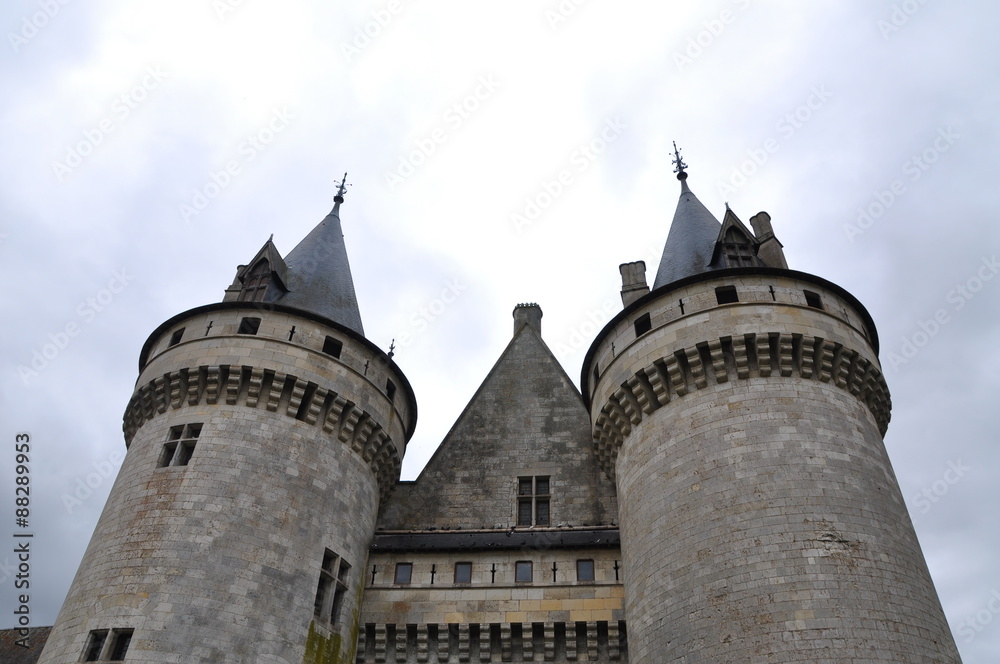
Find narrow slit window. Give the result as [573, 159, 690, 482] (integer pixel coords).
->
[634, 312, 652, 337]
[804, 290, 823, 310]
[715, 286, 739, 305]
[323, 336, 343, 358]
[238, 317, 261, 335]
[386, 379, 396, 401]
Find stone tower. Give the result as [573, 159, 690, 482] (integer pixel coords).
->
[38, 184, 416, 664]
[582, 156, 963, 663]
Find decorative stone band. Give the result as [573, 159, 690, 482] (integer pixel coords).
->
[122, 364, 401, 501]
[355, 621, 626, 663]
[592, 332, 891, 479]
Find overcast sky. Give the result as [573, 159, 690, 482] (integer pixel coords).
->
[1, 0, 997, 660]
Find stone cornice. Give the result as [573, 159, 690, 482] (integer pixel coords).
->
[592, 332, 891, 479]
[122, 363, 402, 501]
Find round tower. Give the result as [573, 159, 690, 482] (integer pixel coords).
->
[40, 188, 416, 663]
[582, 163, 962, 663]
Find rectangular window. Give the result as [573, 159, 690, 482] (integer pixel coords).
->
[715, 286, 739, 305]
[84, 630, 108, 661]
[516, 476, 551, 526]
[386, 379, 396, 401]
[515, 561, 533, 583]
[159, 423, 201, 468]
[518, 499, 532, 526]
[535, 498, 550, 526]
[634, 312, 652, 337]
[83, 628, 132, 661]
[238, 317, 261, 335]
[577, 559, 595, 582]
[394, 562, 413, 584]
[168, 328, 185, 347]
[314, 549, 351, 625]
[323, 336, 343, 358]
[804, 290, 823, 310]
[454, 562, 472, 584]
[108, 629, 133, 660]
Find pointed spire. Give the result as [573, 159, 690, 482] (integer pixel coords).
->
[652, 146, 723, 289]
[270, 174, 365, 335]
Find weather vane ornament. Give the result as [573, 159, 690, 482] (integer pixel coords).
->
[672, 141, 688, 180]
[334, 172, 352, 204]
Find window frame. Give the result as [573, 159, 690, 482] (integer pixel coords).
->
[515, 560, 533, 583]
[394, 562, 413, 585]
[576, 559, 595, 582]
[516, 475, 551, 526]
[454, 562, 472, 584]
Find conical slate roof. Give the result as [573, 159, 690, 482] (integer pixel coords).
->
[652, 175, 723, 289]
[268, 200, 365, 335]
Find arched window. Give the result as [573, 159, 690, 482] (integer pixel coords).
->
[239, 261, 271, 302]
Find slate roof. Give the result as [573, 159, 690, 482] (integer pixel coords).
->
[652, 175, 724, 289]
[267, 201, 365, 336]
[0, 626, 50, 663]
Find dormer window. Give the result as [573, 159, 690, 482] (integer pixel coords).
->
[239, 260, 271, 302]
[721, 228, 758, 268]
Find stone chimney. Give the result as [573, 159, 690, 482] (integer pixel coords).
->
[620, 261, 650, 307]
[513, 303, 542, 336]
[750, 212, 788, 269]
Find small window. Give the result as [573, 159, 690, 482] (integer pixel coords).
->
[535, 499, 550, 526]
[386, 379, 396, 401]
[804, 290, 823, 310]
[577, 559, 595, 582]
[634, 312, 651, 337]
[323, 336, 343, 358]
[108, 629, 133, 660]
[518, 499, 532, 526]
[454, 562, 472, 584]
[168, 328, 185, 347]
[83, 628, 131, 661]
[84, 630, 108, 661]
[715, 286, 739, 305]
[515, 561, 533, 583]
[159, 423, 201, 468]
[394, 562, 413, 584]
[314, 549, 350, 624]
[516, 476, 551, 527]
[238, 317, 261, 335]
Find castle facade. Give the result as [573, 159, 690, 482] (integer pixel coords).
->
[37, 164, 962, 663]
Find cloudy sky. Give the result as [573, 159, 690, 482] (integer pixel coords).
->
[2, 0, 997, 659]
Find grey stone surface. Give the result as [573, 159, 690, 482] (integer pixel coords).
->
[378, 312, 618, 532]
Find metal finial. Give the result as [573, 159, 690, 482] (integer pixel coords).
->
[671, 141, 688, 180]
[334, 172, 352, 204]
[388, 338, 396, 359]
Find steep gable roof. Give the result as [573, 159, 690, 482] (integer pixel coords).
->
[378, 310, 617, 531]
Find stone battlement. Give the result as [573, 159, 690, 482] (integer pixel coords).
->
[592, 330, 891, 479]
[123, 362, 403, 500]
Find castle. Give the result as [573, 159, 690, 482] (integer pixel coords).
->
[36, 155, 963, 663]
